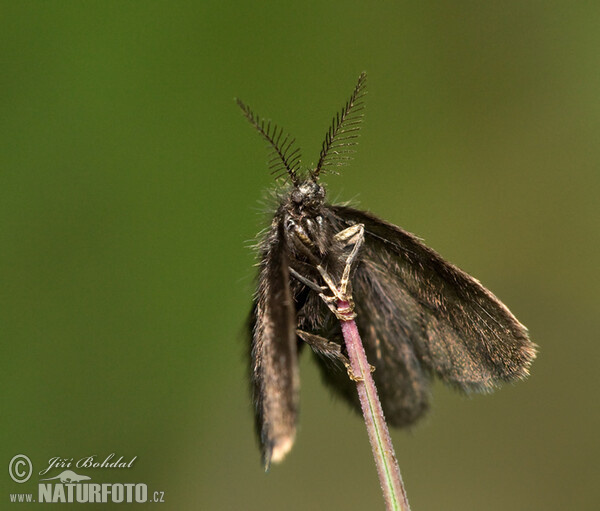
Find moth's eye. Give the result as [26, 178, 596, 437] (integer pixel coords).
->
[291, 190, 303, 204]
[284, 218, 295, 231]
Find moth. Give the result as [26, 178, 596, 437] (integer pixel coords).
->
[237, 72, 536, 468]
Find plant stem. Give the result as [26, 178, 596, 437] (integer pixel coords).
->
[338, 300, 410, 511]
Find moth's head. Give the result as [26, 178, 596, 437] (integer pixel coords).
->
[289, 179, 325, 214]
[237, 72, 366, 262]
[282, 179, 329, 259]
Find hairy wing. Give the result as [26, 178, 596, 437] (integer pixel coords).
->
[303, 208, 430, 428]
[250, 219, 299, 467]
[333, 205, 536, 395]
[310, 306, 431, 428]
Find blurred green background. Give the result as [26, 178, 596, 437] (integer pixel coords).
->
[1, 2, 598, 510]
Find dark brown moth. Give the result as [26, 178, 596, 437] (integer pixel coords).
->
[237, 72, 536, 468]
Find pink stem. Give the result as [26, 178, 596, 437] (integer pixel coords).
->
[338, 300, 410, 511]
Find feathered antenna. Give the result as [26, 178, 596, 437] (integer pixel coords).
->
[313, 72, 367, 179]
[236, 99, 302, 185]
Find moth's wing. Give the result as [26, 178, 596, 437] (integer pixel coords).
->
[249, 219, 299, 467]
[354, 278, 432, 427]
[332, 205, 537, 395]
[311, 309, 431, 428]
[303, 212, 431, 428]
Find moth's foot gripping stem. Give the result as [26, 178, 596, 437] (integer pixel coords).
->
[290, 223, 365, 322]
[317, 223, 365, 321]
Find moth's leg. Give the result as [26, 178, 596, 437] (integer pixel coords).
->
[290, 223, 364, 321]
[287, 220, 320, 265]
[317, 224, 364, 300]
[289, 267, 327, 293]
[338, 224, 364, 297]
[297, 330, 348, 366]
[319, 292, 356, 321]
[314, 224, 364, 321]
[315, 265, 341, 298]
[297, 329, 370, 381]
[344, 363, 376, 382]
[289, 264, 353, 320]
[333, 223, 364, 246]
[314, 291, 356, 322]
[312, 269, 356, 321]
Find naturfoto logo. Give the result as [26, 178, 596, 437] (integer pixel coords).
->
[8, 453, 166, 504]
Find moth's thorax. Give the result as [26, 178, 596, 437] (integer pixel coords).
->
[281, 180, 330, 259]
